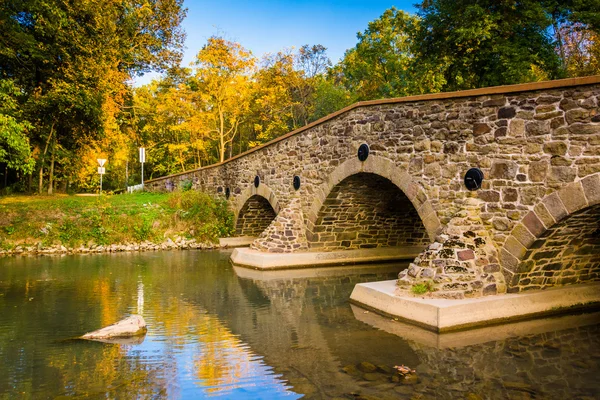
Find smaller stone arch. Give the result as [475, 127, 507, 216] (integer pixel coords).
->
[306, 156, 442, 242]
[233, 183, 281, 237]
[500, 173, 600, 291]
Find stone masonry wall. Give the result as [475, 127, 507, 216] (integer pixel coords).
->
[512, 203, 600, 292]
[308, 173, 430, 250]
[235, 195, 277, 236]
[145, 78, 600, 293]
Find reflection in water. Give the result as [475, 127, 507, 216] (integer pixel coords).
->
[0, 251, 598, 399]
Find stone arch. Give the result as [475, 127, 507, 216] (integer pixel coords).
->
[500, 173, 600, 292]
[234, 183, 281, 237]
[305, 156, 442, 249]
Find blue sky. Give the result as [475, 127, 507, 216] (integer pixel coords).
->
[132, 0, 417, 86]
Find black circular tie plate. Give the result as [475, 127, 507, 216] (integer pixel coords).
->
[225, 187, 231, 199]
[254, 175, 260, 188]
[293, 175, 301, 191]
[357, 144, 369, 162]
[464, 168, 484, 191]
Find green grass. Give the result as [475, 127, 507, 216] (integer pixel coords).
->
[0, 191, 234, 250]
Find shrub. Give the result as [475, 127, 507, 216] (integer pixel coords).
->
[411, 281, 435, 295]
[180, 179, 193, 192]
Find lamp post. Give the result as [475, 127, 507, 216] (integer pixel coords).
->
[97, 158, 107, 194]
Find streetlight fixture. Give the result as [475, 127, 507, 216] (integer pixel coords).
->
[97, 158, 107, 194]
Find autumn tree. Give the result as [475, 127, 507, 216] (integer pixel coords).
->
[190, 37, 255, 163]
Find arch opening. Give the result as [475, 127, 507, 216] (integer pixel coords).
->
[235, 195, 277, 236]
[511, 204, 600, 291]
[308, 173, 429, 251]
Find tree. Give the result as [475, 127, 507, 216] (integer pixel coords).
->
[414, 0, 561, 91]
[191, 37, 255, 163]
[335, 8, 445, 100]
[0, 80, 34, 174]
[0, 0, 186, 192]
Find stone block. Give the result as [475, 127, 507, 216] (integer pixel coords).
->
[528, 161, 548, 182]
[509, 119, 525, 136]
[568, 123, 600, 135]
[547, 166, 576, 183]
[490, 160, 518, 179]
[473, 123, 491, 135]
[511, 223, 536, 248]
[525, 120, 550, 136]
[457, 249, 475, 260]
[493, 217, 510, 231]
[565, 109, 590, 124]
[522, 212, 546, 238]
[478, 190, 500, 202]
[550, 156, 572, 167]
[504, 236, 527, 259]
[559, 98, 578, 111]
[581, 174, 600, 205]
[542, 192, 568, 223]
[498, 107, 516, 119]
[483, 98, 506, 107]
[533, 203, 555, 228]
[543, 142, 567, 156]
[557, 182, 587, 213]
[502, 188, 518, 202]
[500, 248, 520, 273]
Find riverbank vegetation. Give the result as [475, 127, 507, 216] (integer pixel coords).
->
[0, 191, 234, 251]
[1, 0, 599, 194]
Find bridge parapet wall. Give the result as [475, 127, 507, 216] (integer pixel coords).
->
[145, 77, 600, 296]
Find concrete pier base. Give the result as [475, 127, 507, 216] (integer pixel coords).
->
[230, 246, 423, 270]
[233, 263, 406, 281]
[219, 236, 256, 248]
[351, 305, 600, 349]
[350, 280, 600, 332]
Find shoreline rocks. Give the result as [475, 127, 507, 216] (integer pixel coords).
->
[0, 236, 229, 257]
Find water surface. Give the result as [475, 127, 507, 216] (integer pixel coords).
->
[0, 251, 598, 399]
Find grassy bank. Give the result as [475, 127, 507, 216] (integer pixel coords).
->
[0, 191, 234, 251]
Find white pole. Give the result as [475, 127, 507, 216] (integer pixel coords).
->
[100, 173, 103, 194]
[139, 147, 145, 191]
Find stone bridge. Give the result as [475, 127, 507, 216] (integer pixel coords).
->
[146, 76, 600, 301]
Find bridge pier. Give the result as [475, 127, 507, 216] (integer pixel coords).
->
[396, 197, 505, 299]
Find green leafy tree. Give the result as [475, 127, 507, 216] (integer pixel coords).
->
[0, 80, 34, 174]
[415, 0, 562, 90]
[335, 7, 445, 100]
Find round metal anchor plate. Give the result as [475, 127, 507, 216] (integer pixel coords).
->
[464, 168, 484, 191]
[357, 144, 369, 162]
[293, 175, 301, 191]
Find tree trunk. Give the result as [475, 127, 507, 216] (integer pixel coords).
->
[47, 145, 55, 195]
[552, 15, 566, 71]
[38, 166, 44, 194]
[38, 122, 56, 194]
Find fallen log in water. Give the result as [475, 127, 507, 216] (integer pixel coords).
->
[81, 315, 147, 340]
